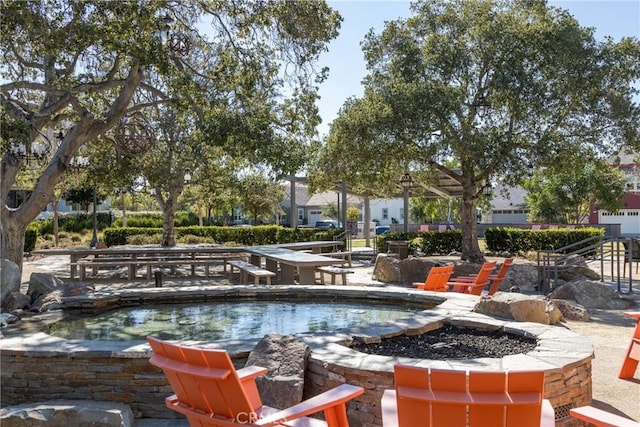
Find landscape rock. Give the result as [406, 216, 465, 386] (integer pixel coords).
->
[0, 312, 19, 327]
[30, 282, 95, 313]
[399, 258, 444, 285]
[549, 279, 634, 310]
[26, 273, 64, 304]
[244, 333, 309, 410]
[474, 292, 564, 325]
[1, 259, 21, 308]
[2, 292, 31, 313]
[553, 299, 590, 321]
[0, 400, 134, 427]
[372, 254, 401, 283]
[500, 263, 539, 293]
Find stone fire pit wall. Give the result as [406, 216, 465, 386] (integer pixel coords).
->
[0, 287, 593, 426]
[300, 299, 594, 427]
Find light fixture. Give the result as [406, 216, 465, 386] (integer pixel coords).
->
[400, 173, 413, 189]
[472, 94, 491, 118]
[482, 182, 493, 197]
[184, 169, 191, 184]
[7, 129, 63, 165]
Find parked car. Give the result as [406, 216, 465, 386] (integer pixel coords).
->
[375, 225, 390, 235]
[315, 220, 341, 230]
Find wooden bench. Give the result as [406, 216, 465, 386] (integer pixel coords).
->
[570, 406, 640, 427]
[326, 251, 352, 267]
[381, 365, 555, 427]
[74, 254, 246, 280]
[227, 260, 276, 285]
[619, 311, 640, 379]
[317, 266, 354, 285]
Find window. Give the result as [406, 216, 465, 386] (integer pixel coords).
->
[297, 208, 304, 221]
[382, 208, 388, 220]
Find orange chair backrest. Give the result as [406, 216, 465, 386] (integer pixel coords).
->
[421, 265, 454, 291]
[466, 261, 496, 295]
[488, 258, 514, 295]
[147, 336, 259, 420]
[393, 364, 546, 427]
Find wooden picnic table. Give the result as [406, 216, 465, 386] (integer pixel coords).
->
[275, 240, 344, 253]
[244, 245, 340, 285]
[31, 246, 246, 280]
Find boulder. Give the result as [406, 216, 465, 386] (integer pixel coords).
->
[0, 400, 134, 427]
[31, 282, 95, 313]
[372, 254, 401, 283]
[1, 259, 21, 306]
[244, 333, 309, 410]
[452, 263, 484, 278]
[552, 299, 590, 321]
[549, 279, 634, 310]
[2, 291, 31, 313]
[474, 292, 564, 325]
[0, 312, 19, 327]
[26, 273, 64, 304]
[399, 258, 444, 285]
[500, 263, 540, 293]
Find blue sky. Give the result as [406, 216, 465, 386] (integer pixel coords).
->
[315, 0, 640, 137]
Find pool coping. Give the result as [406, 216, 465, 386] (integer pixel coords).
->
[0, 284, 593, 372]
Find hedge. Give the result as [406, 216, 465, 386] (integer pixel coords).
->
[103, 225, 342, 247]
[484, 227, 605, 253]
[376, 230, 462, 256]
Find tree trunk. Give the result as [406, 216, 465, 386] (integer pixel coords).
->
[460, 186, 484, 262]
[161, 194, 177, 247]
[1, 212, 27, 271]
[53, 197, 59, 246]
[121, 193, 127, 227]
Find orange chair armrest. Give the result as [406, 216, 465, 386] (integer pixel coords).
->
[571, 405, 640, 427]
[255, 383, 364, 426]
[381, 389, 399, 427]
[449, 276, 476, 282]
[236, 365, 269, 380]
[623, 312, 640, 320]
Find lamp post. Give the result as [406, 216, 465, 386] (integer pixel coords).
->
[90, 186, 98, 248]
[400, 173, 413, 233]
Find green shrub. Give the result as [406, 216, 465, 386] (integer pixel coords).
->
[24, 227, 38, 252]
[485, 227, 605, 254]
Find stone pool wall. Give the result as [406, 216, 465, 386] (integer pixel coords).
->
[0, 287, 594, 425]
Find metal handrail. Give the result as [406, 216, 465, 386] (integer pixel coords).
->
[537, 236, 635, 294]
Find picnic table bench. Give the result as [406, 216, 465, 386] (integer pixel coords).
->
[74, 253, 246, 280]
[317, 266, 354, 285]
[227, 260, 276, 285]
[31, 246, 247, 280]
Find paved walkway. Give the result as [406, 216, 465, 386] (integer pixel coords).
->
[18, 251, 640, 425]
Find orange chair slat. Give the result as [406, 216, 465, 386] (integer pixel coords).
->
[505, 371, 544, 427]
[619, 312, 640, 379]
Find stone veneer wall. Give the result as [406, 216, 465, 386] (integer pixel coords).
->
[0, 288, 594, 425]
[300, 299, 594, 427]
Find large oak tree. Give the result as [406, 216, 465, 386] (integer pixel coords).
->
[1, 0, 341, 269]
[318, 0, 640, 261]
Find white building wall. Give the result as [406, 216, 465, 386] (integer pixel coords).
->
[369, 198, 404, 226]
[599, 210, 640, 236]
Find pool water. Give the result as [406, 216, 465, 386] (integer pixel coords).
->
[44, 300, 422, 341]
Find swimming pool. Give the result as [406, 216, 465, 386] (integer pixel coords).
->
[44, 300, 421, 341]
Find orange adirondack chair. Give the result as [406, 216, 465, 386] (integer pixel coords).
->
[412, 265, 454, 292]
[446, 262, 496, 295]
[453, 258, 514, 295]
[147, 336, 364, 426]
[619, 311, 640, 379]
[571, 406, 640, 427]
[381, 364, 555, 427]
